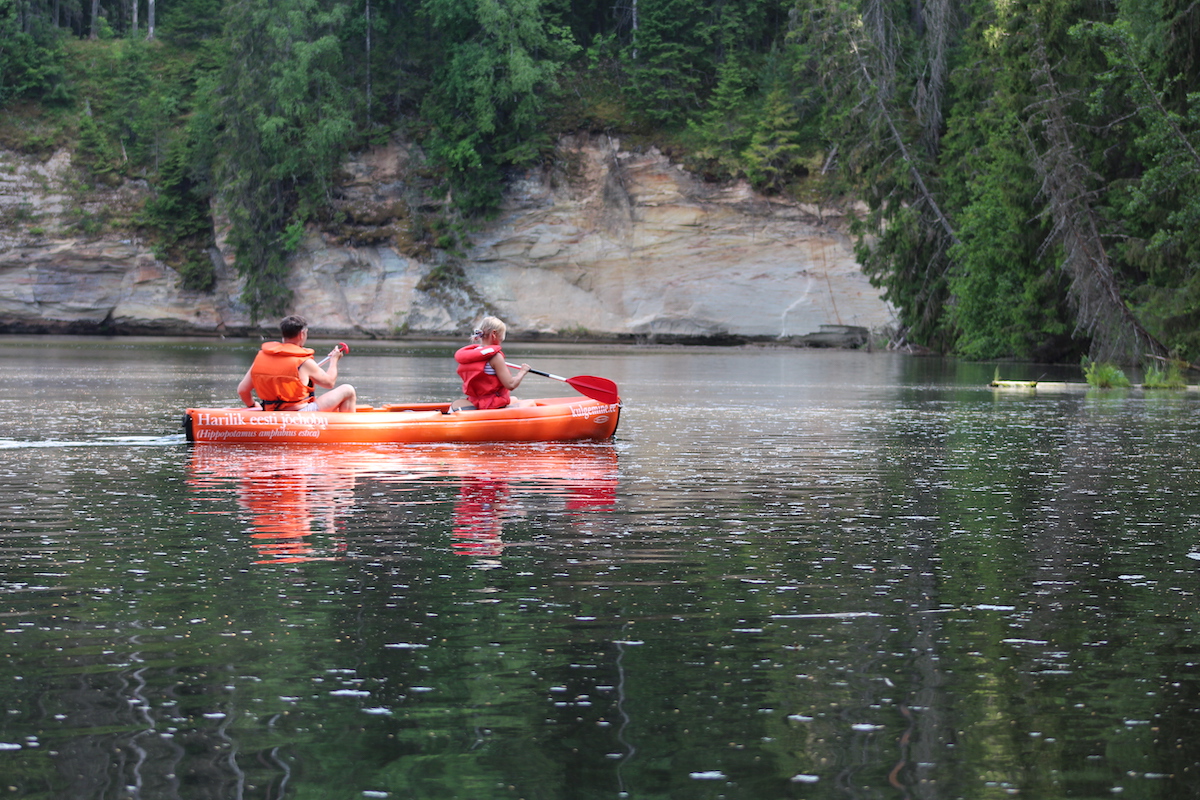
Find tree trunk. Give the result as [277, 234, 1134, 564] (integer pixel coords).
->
[131, 0, 137, 36]
[146, 0, 154, 39]
[89, 0, 100, 38]
[365, 0, 371, 121]
[631, 0, 638, 60]
[847, 35, 959, 246]
[915, 0, 953, 156]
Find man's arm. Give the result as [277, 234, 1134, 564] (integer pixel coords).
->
[236, 368, 260, 408]
[299, 347, 343, 389]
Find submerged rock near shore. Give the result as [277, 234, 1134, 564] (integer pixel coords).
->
[0, 134, 894, 343]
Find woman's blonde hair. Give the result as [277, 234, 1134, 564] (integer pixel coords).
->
[472, 316, 507, 342]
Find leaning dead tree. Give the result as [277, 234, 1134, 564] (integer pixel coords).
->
[847, 7, 960, 247]
[1025, 32, 1167, 365]
[911, 0, 956, 158]
[843, 4, 961, 346]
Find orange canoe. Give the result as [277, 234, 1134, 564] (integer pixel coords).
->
[183, 396, 621, 444]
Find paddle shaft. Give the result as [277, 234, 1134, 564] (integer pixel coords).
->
[506, 362, 620, 404]
[509, 363, 566, 382]
[507, 362, 580, 386]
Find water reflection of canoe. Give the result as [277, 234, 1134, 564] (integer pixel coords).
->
[183, 396, 621, 444]
[186, 443, 618, 564]
[187, 441, 620, 483]
[187, 446, 359, 563]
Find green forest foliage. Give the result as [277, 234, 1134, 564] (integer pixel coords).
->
[1, 0, 1199, 360]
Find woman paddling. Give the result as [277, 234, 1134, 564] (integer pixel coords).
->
[450, 317, 532, 411]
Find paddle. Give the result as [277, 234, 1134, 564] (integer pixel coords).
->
[506, 362, 620, 404]
[316, 342, 350, 368]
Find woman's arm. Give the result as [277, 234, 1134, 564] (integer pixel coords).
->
[490, 354, 530, 390]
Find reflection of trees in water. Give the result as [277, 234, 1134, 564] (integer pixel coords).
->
[851, 393, 1200, 795]
[53, 668, 183, 799]
[35, 403, 1198, 797]
[60, 415, 1200, 795]
[21, 445, 382, 798]
[38, 655, 300, 798]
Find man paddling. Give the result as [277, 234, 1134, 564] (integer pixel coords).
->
[237, 315, 357, 412]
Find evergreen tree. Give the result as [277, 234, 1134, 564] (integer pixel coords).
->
[742, 84, 807, 193]
[1006, 0, 1168, 363]
[937, 0, 1073, 360]
[76, 105, 121, 178]
[139, 129, 217, 291]
[620, 0, 714, 127]
[211, 0, 357, 318]
[113, 41, 179, 171]
[944, 114, 1070, 359]
[0, 0, 68, 107]
[418, 0, 577, 214]
[157, 0, 224, 46]
[687, 51, 755, 178]
[808, 0, 960, 350]
[1082, 13, 1200, 357]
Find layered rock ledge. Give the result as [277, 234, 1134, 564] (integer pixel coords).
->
[0, 133, 894, 343]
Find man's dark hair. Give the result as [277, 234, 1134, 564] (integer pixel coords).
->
[280, 315, 308, 338]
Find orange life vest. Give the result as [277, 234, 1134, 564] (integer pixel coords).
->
[454, 344, 510, 409]
[250, 342, 315, 409]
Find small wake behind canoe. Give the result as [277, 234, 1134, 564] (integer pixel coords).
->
[183, 396, 621, 445]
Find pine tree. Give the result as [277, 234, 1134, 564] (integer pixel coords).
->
[211, 0, 357, 318]
[743, 85, 807, 193]
[1082, 16, 1200, 357]
[689, 53, 754, 176]
[419, 0, 577, 214]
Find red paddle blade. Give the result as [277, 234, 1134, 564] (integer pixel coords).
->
[566, 375, 620, 404]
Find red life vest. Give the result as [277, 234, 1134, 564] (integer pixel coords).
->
[455, 344, 510, 409]
[250, 342, 315, 409]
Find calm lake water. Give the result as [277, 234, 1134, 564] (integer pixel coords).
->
[2, 336, 1200, 799]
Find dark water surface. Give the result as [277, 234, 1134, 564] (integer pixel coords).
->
[2, 337, 1200, 799]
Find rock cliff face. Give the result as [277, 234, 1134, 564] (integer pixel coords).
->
[0, 133, 894, 341]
